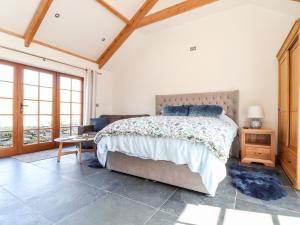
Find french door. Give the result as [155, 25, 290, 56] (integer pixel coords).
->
[0, 62, 18, 157]
[20, 67, 57, 153]
[0, 60, 83, 157]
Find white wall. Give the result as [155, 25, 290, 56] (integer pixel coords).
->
[106, 4, 299, 129]
[0, 32, 113, 116]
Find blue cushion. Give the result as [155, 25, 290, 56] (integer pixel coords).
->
[91, 117, 109, 132]
[188, 105, 223, 117]
[162, 105, 189, 116]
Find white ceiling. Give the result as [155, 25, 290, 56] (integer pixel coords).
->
[140, 0, 300, 34]
[0, 0, 299, 61]
[0, 0, 40, 34]
[35, 0, 124, 59]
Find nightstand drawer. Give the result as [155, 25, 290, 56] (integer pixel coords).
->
[245, 146, 271, 160]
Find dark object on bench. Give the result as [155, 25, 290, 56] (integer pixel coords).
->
[78, 114, 150, 149]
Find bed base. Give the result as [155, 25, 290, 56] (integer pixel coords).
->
[106, 151, 209, 194]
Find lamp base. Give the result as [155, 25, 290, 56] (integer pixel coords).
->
[250, 119, 262, 129]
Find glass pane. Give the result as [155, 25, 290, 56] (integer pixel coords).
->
[71, 127, 78, 135]
[0, 82, 13, 98]
[40, 87, 52, 101]
[71, 115, 81, 126]
[23, 100, 38, 114]
[60, 128, 70, 137]
[60, 115, 70, 126]
[60, 77, 71, 90]
[39, 115, 52, 128]
[24, 115, 38, 130]
[0, 116, 12, 131]
[24, 85, 38, 100]
[72, 103, 81, 114]
[60, 103, 70, 114]
[60, 90, 71, 102]
[0, 132, 13, 148]
[23, 69, 38, 85]
[40, 101, 52, 114]
[40, 73, 53, 87]
[0, 65, 14, 82]
[71, 91, 81, 103]
[0, 99, 13, 114]
[40, 129, 52, 143]
[24, 130, 38, 145]
[72, 79, 81, 91]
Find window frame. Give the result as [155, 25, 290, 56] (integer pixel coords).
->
[58, 73, 84, 137]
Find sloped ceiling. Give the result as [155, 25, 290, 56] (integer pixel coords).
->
[140, 0, 300, 33]
[0, 0, 299, 64]
[0, 0, 41, 34]
[35, 0, 124, 59]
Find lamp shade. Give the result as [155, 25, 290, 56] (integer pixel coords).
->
[248, 105, 264, 119]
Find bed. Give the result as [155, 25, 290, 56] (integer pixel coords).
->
[95, 90, 239, 196]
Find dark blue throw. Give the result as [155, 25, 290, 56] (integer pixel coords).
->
[162, 105, 189, 116]
[229, 165, 287, 201]
[86, 158, 103, 168]
[188, 105, 223, 117]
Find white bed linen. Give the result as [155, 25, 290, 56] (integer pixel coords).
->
[97, 135, 227, 196]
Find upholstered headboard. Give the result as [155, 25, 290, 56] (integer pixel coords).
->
[156, 90, 239, 123]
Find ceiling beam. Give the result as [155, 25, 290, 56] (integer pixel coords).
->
[0, 27, 96, 63]
[97, 0, 158, 68]
[138, 0, 217, 28]
[96, 0, 129, 24]
[24, 0, 53, 47]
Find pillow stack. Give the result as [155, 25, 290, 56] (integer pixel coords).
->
[162, 105, 223, 117]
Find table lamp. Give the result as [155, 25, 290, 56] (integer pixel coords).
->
[248, 105, 264, 129]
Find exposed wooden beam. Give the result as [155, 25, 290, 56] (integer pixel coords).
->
[24, 0, 53, 47]
[97, 0, 158, 68]
[0, 27, 24, 38]
[0, 27, 96, 63]
[32, 40, 96, 63]
[96, 0, 129, 24]
[138, 0, 217, 28]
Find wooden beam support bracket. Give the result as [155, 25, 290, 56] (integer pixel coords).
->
[138, 0, 217, 28]
[96, 0, 129, 24]
[97, 0, 158, 68]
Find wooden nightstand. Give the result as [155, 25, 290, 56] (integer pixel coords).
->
[241, 128, 276, 167]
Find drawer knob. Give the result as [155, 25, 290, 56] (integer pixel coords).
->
[288, 160, 292, 164]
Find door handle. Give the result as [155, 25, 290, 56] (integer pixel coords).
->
[20, 103, 28, 113]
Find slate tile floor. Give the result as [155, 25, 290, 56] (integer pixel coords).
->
[0, 153, 300, 225]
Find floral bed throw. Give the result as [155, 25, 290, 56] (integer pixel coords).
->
[94, 116, 238, 162]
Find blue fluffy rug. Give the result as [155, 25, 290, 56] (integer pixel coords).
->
[229, 165, 287, 201]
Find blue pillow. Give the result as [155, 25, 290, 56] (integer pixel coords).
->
[91, 117, 109, 132]
[162, 105, 189, 116]
[188, 105, 223, 117]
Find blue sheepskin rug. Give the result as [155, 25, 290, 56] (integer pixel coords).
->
[229, 165, 287, 201]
